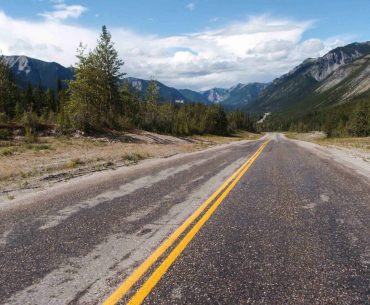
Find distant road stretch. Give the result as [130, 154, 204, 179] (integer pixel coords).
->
[0, 133, 369, 305]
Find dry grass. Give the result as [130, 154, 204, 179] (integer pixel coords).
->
[314, 137, 370, 151]
[0, 131, 262, 194]
[285, 132, 370, 152]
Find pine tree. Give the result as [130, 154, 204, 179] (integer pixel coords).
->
[146, 79, 159, 105]
[350, 102, 370, 137]
[0, 55, 17, 119]
[145, 79, 160, 129]
[67, 26, 125, 131]
[94, 25, 125, 124]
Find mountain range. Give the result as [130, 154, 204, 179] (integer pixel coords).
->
[3, 55, 74, 90]
[245, 41, 370, 117]
[2, 55, 267, 108]
[3, 40, 370, 117]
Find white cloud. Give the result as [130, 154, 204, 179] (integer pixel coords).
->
[186, 3, 195, 11]
[38, 2, 87, 21]
[0, 11, 348, 90]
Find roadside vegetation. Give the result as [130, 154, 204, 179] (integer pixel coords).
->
[285, 132, 370, 152]
[257, 97, 370, 138]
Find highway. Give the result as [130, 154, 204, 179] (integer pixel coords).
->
[0, 134, 369, 305]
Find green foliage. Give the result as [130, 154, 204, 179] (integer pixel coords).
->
[227, 111, 255, 133]
[0, 128, 11, 140]
[0, 147, 17, 156]
[66, 157, 85, 168]
[122, 152, 145, 163]
[350, 102, 370, 136]
[67, 26, 125, 131]
[0, 55, 18, 119]
[258, 95, 370, 138]
[22, 111, 39, 143]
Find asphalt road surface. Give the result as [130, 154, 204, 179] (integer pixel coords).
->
[0, 134, 369, 305]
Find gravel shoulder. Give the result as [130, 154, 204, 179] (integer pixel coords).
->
[283, 133, 370, 181]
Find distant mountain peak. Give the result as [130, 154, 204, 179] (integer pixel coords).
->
[3, 55, 74, 90]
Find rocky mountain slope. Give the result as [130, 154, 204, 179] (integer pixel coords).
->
[246, 41, 370, 116]
[3, 55, 265, 107]
[125, 77, 192, 103]
[3, 55, 74, 90]
[194, 83, 267, 108]
[222, 83, 269, 107]
[200, 88, 230, 103]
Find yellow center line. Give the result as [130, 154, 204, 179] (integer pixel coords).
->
[126, 140, 269, 305]
[102, 140, 269, 305]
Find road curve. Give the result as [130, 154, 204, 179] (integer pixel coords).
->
[0, 134, 369, 305]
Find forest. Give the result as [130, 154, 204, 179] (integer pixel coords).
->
[257, 97, 370, 137]
[0, 26, 255, 139]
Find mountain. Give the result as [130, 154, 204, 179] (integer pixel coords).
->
[246, 41, 370, 116]
[125, 79, 268, 107]
[178, 89, 210, 104]
[3, 55, 267, 108]
[2, 56, 205, 104]
[125, 77, 191, 103]
[3, 55, 74, 90]
[222, 83, 269, 107]
[194, 83, 268, 108]
[200, 88, 230, 103]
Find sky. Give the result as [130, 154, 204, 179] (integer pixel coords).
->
[0, 0, 369, 90]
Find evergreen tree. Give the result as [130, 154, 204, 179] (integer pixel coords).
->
[146, 79, 159, 105]
[0, 55, 17, 119]
[144, 79, 160, 129]
[67, 26, 125, 131]
[350, 102, 370, 137]
[94, 25, 125, 123]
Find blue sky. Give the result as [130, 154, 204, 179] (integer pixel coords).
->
[0, 0, 369, 89]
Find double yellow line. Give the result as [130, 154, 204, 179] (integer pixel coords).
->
[103, 140, 270, 305]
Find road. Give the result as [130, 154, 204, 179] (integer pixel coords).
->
[0, 134, 369, 305]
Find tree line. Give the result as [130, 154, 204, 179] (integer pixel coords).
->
[0, 26, 256, 137]
[257, 97, 370, 137]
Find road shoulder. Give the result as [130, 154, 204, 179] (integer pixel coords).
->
[285, 134, 370, 181]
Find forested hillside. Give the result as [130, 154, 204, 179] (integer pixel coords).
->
[247, 42, 370, 116]
[250, 42, 370, 137]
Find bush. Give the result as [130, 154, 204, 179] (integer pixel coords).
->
[0, 128, 11, 140]
[0, 112, 8, 124]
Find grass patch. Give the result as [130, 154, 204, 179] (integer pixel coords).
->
[24, 143, 52, 151]
[6, 194, 15, 200]
[285, 132, 370, 152]
[284, 132, 299, 140]
[0, 147, 18, 156]
[315, 137, 370, 151]
[65, 158, 85, 169]
[122, 152, 146, 163]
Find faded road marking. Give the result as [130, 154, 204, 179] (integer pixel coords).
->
[102, 140, 269, 305]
